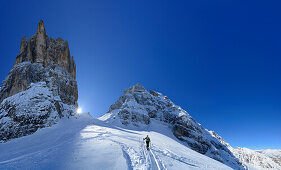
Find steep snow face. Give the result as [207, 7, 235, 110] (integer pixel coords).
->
[233, 148, 281, 170]
[100, 84, 245, 169]
[0, 82, 76, 141]
[0, 114, 233, 170]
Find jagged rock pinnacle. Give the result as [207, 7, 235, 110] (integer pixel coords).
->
[1, 20, 77, 104]
[0, 20, 78, 141]
[35, 20, 47, 63]
[37, 20, 46, 35]
[13, 20, 76, 79]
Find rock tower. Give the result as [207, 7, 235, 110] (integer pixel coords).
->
[0, 20, 78, 141]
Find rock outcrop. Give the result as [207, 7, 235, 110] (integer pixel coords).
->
[0, 20, 78, 141]
[101, 83, 245, 169]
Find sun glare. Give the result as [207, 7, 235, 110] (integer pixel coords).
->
[77, 107, 82, 114]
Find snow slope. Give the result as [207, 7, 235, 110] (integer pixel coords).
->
[0, 114, 232, 170]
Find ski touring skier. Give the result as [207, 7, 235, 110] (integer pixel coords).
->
[143, 135, 150, 150]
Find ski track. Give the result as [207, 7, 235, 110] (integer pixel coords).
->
[74, 124, 222, 170]
[153, 146, 198, 168]
[87, 125, 166, 170]
[150, 145, 167, 170]
[0, 119, 233, 170]
[146, 146, 162, 170]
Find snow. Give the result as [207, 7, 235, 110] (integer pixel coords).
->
[233, 147, 281, 170]
[1, 82, 52, 106]
[0, 114, 232, 170]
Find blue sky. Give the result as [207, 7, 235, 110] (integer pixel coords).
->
[0, 0, 280, 149]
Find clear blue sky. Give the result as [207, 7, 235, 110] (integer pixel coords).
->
[0, 0, 280, 149]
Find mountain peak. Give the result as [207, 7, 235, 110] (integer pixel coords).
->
[37, 19, 46, 35]
[0, 20, 78, 142]
[134, 83, 144, 88]
[123, 83, 146, 95]
[14, 20, 76, 79]
[101, 85, 245, 169]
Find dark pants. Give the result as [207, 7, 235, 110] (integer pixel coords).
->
[146, 141, 149, 148]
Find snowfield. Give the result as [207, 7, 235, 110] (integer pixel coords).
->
[0, 114, 232, 170]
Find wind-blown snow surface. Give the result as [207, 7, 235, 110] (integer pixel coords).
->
[0, 114, 231, 170]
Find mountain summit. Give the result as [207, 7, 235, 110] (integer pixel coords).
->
[0, 20, 78, 141]
[100, 84, 245, 169]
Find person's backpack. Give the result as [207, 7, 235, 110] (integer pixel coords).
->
[146, 137, 150, 142]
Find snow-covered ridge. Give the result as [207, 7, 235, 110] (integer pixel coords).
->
[100, 83, 245, 169]
[256, 149, 281, 160]
[233, 147, 281, 170]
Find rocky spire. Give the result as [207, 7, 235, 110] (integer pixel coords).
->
[37, 19, 46, 34]
[1, 20, 78, 105]
[0, 20, 78, 141]
[13, 20, 76, 79]
[35, 20, 47, 64]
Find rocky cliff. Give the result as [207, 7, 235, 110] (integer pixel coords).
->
[100, 83, 246, 169]
[0, 20, 78, 141]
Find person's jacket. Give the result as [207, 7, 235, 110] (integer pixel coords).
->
[144, 137, 150, 142]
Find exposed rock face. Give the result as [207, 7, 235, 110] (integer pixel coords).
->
[15, 20, 76, 78]
[1, 20, 77, 105]
[0, 20, 78, 141]
[101, 84, 245, 169]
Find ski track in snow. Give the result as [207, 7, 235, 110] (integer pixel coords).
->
[141, 140, 161, 170]
[74, 122, 230, 170]
[86, 125, 165, 170]
[0, 116, 232, 170]
[152, 146, 198, 168]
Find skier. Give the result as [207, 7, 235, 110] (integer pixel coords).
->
[143, 135, 150, 150]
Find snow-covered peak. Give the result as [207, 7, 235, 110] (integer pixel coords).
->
[100, 84, 245, 169]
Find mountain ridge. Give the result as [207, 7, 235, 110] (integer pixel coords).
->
[233, 147, 281, 169]
[100, 83, 245, 169]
